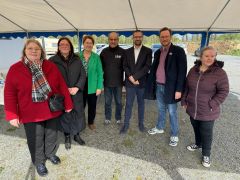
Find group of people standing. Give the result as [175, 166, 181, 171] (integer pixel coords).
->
[4, 27, 229, 176]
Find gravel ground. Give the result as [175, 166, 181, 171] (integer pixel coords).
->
[0, 92, 239, 180]
[0, 55, 240, 180]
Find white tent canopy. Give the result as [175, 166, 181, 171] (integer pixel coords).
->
[0, 0, 240, 36]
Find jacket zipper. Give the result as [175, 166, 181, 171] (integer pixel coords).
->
[194, 72, 202, 119]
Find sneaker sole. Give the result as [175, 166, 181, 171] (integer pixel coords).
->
[187, 146, 202, 151]
[148, 131, 164, 135]
[169, 143, 178, 147]
[202, 162, 211, 168]
[187, 146, 197, 151]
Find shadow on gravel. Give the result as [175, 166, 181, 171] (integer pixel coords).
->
[0, 92, 240, 179]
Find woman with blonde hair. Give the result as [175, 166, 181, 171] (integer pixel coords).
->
[4, 39, 73, 176]
[182, 46, 229, 167]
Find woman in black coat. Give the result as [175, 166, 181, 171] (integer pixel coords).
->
[50, 37, 86, 150]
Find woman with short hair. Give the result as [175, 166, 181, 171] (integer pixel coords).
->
[80, 35, 103, 130]
[182, 46, 229, 167]
[4, 39, 73, 176]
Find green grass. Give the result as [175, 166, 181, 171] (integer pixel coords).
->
[112, 168, 121, 180]
[228, 49, 240, 56]
[128, 129, 137, 137]
[6, 127, 17, 132]
[0, 167, 4, 174]
[122, 138, 134, 148]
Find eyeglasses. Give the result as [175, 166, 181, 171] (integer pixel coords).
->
[26, 48, 41, 51]
[133, 36, 143, 39]
[59, 44, 70, 47]
[160, 36, 171, 39]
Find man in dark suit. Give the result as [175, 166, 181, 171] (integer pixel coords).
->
[146, 27, 187, 146]
[120, 30, 152, 134]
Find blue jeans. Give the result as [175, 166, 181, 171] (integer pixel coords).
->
[156, 84, 179, 136]
[104, 87, 122, 121]
[124, 87, 145, 127]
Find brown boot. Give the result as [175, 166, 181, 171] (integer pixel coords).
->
[88, 124, 96, 130]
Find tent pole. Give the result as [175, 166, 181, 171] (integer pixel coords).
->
[77, 30, 80, 53]
[200, 32, 206, 48]
[206, 32, 210, 46]
[78, 32, 83, 53]
[41, 37, 46, 52]
[128, 0, 138, 30]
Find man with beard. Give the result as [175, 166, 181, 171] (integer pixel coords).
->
[120, 30, 152, 134]
[146, 27, 187, 147]
[100, 32, 126, 125]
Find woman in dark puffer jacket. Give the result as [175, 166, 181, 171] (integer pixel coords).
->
[181, 46, 229, 168]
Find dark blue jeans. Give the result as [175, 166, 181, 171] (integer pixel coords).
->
[104, 87, 122, 121]
[123, 87, 145, 127]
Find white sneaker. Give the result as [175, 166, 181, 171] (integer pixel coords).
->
[116, 120, 121, 124]
[104, 119, 111, 124]
[169, 136, 179, 147]
[187, 144, 202, 151]
[202, 156, 211, 168]
[148, 127, 164, 135]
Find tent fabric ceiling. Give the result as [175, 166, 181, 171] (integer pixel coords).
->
[0, 0, 239, 38]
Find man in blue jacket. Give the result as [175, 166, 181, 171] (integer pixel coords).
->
[146, 27, 187, 146]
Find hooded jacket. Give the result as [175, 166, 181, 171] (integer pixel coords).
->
[181, 60, 229, 121]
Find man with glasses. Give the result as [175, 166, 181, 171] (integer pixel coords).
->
[100, 32, 126, 125]
[146, 27, 187, 146]
[120, 30, 152, 134]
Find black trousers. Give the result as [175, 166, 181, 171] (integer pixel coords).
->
[190, 117, 215, 156]
[24, 117, 59, 166]
[83, 81, 97, 125]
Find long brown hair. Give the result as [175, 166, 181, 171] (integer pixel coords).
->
[57, 37, 74, 56]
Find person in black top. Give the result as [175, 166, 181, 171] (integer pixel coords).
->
[100, 32, 126, 125]
[120, 30, 152, 134]
[50, 37, 86, 150]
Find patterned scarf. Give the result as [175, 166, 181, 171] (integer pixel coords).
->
[23, 57, 52, 102]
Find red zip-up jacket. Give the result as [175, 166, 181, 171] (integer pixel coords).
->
[4, 59, 73, 123]
[181, 60, 229, 121]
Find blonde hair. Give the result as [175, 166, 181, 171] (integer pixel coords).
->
[22, 39, 46, 60]
[200, 46, 217, 58]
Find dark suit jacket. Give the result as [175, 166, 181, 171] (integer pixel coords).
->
[124, 45, 152, 88]
[145, 43, 187, 103]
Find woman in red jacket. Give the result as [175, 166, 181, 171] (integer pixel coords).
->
[4, 39, 73, 177]
[181, 46, 229, 168]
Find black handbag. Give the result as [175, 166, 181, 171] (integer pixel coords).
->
[49, 94, 65, 112]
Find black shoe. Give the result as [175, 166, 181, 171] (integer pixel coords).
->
[36, 163, 48, 177]
[65, 135, 71, 150]
[48, 155, 61, 165]
[120, 125, 128, 134]
[74, 135, 85, 145]
[139, 124, 146, 132]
